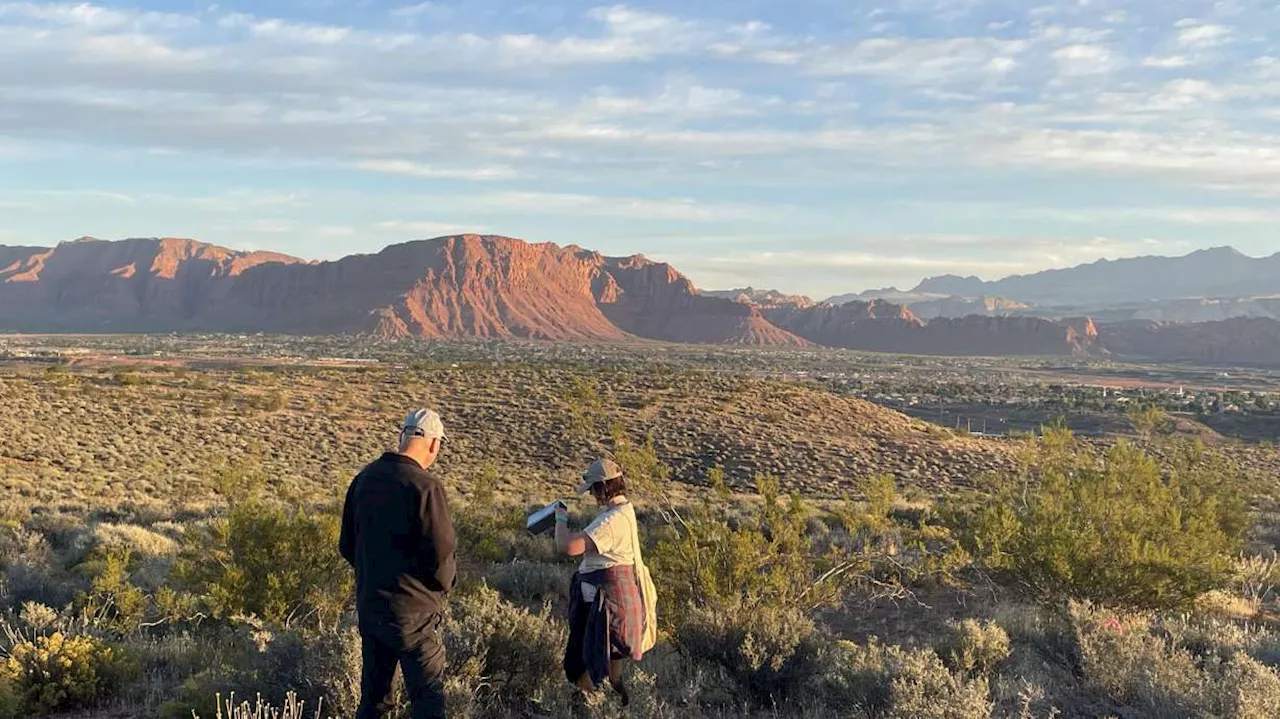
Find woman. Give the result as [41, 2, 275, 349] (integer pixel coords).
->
[555, 457, 645, 706]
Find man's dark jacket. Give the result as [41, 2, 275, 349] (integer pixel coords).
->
[340, 453, 457, 642]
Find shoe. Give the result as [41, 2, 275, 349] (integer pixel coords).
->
[611, 680, 631, 707]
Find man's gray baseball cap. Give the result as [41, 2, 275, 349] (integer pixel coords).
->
[402, 408, 447, 441]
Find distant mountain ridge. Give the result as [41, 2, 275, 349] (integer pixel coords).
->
[912, 246, 1280, 306]
[0, 236, 807, 345]
[701, 287, 815, 309]
[4, 236, 1280, 365]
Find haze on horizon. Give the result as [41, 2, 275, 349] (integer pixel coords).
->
[1, 0, 1278, 298]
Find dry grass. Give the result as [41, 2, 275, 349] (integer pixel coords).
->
[2, 357, 1279, 719]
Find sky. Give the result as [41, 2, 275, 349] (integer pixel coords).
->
[1, 0, 1279, 298]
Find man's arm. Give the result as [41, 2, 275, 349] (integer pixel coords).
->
[419, 480, 458, 592]
[338, 480, 357, 568]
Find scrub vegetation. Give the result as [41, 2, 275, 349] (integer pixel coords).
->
[0, 358, 1277, 718]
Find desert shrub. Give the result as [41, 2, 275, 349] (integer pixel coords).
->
[958, 425, 1248, 610]
[453, 481, 526, 566]
[0, 672, 15, 719]
[1126, 405, 1170, 440]
[611, 427, 671, 499]
[254, 625, 362, 718]
[160, 617, 357, 719]
[1070, 602, 1280, 717]
[445, 584, 566, 706]
[17, 602, 59, 634]
[487, 561, 571, 608]
[1234, 552, 1280, 608]
[77, 548, 150, 633]
[820, 639, 992, 719]
[113, 372, 146, 387]
[175, 501, 350, 628]
[649, 474, 884, 707]
[91, 523, 180, 560]
[940, 619, 1011, 677]
[2, 632, 138, 716]
[1220, 654, 1280, 718]
[0, 685, 14, 719]
[0, 527, 72, 610]
[652, 475, 835, 632]
[676, 602, 825, 706]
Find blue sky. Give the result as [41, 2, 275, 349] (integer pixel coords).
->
[1, 0, 1279, 297]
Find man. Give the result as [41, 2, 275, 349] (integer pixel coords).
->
[340, 409, 457, 719]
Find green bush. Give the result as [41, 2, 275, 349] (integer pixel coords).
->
[820, 639, 993, 719]
[1221, 655, 1280, 719]
[77, 549, 150, 633]
[1070, 602, 1280, 717]
[174, 501, 351, 628]
[648, 474, 884, 707]
[445, 584, 566, 706]
[940, 619, 1011, 678]
[676, 602, 825, 706]
[159, 618, 358, 719]
[0, 672, 17, 719]
[957, 425, 1248, 610]
[651, 475, 835, 634]
[256, 625, 363, 718]
[488, 561, 571, 608]
[2, 632, 138, 716]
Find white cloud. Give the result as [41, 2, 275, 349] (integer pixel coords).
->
[797, 37, 1031, 83]
[247, 18, 351, 46]
[390, 2, 436, 18]
[1052, 44, 1113, 76]
[479, 191, 789, 222]
[354, 160, 518, 181]
[984, 203, 1280, 226]
[1175, 20, 1232, 48]
[377, 220, 483, 236]
[15, 189, 138, 204]
[0, 2, 126, 28]
[665, 234, 1180, 290]
[3, 0, 1280, 266]
[1143, 55, 1191, 68]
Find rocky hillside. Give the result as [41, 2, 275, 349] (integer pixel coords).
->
[0, 237, 306, 331]
[1097, 318, 1280, 366]
[765, 300, 1094, 356]
[907, 296, 1031, 319]
[702, 287, 815, 309]
[5, 235, 1280, 364]
[0, 236, 807, 344]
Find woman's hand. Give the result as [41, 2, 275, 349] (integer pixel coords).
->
[554, 503, 596, 557]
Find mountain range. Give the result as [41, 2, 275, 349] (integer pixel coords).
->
[4, 236, 1280, 365]
[910, 247, 1280, 307]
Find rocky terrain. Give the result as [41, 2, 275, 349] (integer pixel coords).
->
[763, 300, 1094, 356]
[701, 287, 816, 309]
[824, 289, 1030, 319]
[0, 362, 1024, 511]
[0, 235, 795, 344]
[906, 296, 1032, 319]
[1097, 317, 1280, 366]
[8, 235, 1280, 364]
